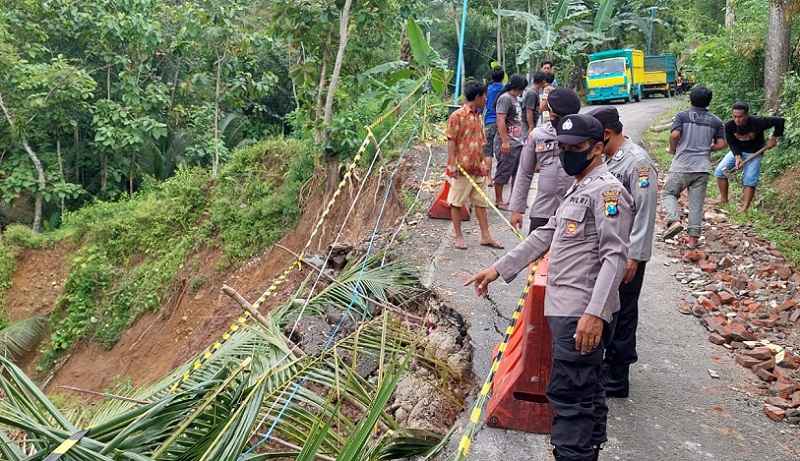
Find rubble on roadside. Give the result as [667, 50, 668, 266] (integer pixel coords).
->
[664, 208, 800, 424]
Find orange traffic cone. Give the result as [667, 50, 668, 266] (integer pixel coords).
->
[486, 255, 553, 434]
[427, 163, 471, 221]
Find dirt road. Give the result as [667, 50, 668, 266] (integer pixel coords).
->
[400, 97, 800, 460]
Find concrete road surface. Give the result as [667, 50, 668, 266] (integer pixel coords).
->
[405, 96, 800, 461]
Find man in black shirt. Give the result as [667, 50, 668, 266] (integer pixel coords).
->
[713, 102, 784, 213]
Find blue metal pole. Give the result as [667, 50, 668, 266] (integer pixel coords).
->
[453, 0, 469, 104]
[647, 7, 656, 55]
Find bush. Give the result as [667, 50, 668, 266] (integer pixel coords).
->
[0, 236, 15, 301]
[209, 138, 315, 259]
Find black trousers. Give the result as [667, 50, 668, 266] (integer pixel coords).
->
[547, 315, 616, 461]
[604, 262, 647, 366]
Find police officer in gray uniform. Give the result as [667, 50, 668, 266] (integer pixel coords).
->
[466, 114, 633, 461]
[587, 106, 658, 398]
[510, 88, 581, 234]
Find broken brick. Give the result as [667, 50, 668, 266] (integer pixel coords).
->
[777, 300, 797, 313]
[735, 354, 764, 369]
[744, 347, 774, 361]
[764, 404, 786, 421]
[769, 380, 799, 398]
[684, 251, 702, 262]
[699, 261, 717, 273]
[753, 358, 776, 373]
[790, 310, 800, 323]
[698, 296, 716, 310]
[708, 333, 727, 345]
[758, 368, 777, 382]
[728, 323, 757, 342]
[718, 291, 736, 305]
[766, 397, 793, 408]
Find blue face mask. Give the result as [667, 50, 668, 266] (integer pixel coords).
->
[559, 145, 595, 176]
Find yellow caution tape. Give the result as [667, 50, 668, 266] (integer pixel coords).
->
[44, 429, 88, 461]
[455, 164, 524, 242]
[171, 134, 372, 393]
[453, 264, 538, 461]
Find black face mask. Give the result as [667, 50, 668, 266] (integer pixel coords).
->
[559, 145, 595, 176]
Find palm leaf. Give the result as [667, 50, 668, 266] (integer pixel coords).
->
[0, 316, 47, 362]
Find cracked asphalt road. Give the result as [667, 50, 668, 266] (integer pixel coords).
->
[399, 96, 800, 460]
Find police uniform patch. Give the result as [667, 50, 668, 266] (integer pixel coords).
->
[536, 142, 553, 152]
[566, 220, 578, 235]
[637, 166, 650, 188]
[603, 189, 620, 217]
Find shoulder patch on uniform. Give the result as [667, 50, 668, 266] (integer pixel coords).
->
[603, 189, 620, 217]
[535, 141, 554, 151]
[636, 166, 651, 188]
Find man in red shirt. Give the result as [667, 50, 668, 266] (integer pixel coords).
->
[447, 80, 505, 250]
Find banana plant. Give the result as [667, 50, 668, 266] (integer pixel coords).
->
[363, 18, 452, 98]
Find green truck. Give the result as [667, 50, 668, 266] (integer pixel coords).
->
[585, 49, 644, 104]
[641, 54, 678, 98]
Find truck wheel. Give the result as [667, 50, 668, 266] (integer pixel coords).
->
[634, 85, 642, 102]
[662, 90, 669, 98]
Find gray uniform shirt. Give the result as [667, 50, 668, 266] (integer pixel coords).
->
[494, 163, 633, 322]
[606, 138, 658, 262]
[509, 123, 572, 219]
[670, 107, 725, 173]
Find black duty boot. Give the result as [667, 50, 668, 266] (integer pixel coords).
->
[600, 362, 630, 398]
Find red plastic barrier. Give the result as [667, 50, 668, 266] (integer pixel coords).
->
[427, 165, 470, 221]
[486, 256, 553, 433]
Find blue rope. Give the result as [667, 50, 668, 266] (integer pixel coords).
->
[239, 117, 423, 459]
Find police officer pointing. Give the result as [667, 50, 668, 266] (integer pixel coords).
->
[587, 106, 658, 398]
[466, 114, 633, 461]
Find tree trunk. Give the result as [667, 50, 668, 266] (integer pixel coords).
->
[496, 1, 502, 66]
[725, 0, 735, 28]
[0, 91, 44, 234]
[170, 56, 181, 108]
[313, 30, 332, 145]
[57, 137, 65, 214]
[213, 51, 225, 176]
[321, 0, 353, 195]
[764, 0, 792, 113]
[101, 153, 108, 199]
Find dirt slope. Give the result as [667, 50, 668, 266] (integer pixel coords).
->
[2, 161, 409, 397]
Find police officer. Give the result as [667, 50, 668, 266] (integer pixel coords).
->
[510, 88, 582, 234]
[587, 106, 658, 398]
[466, 114, 633, 461]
